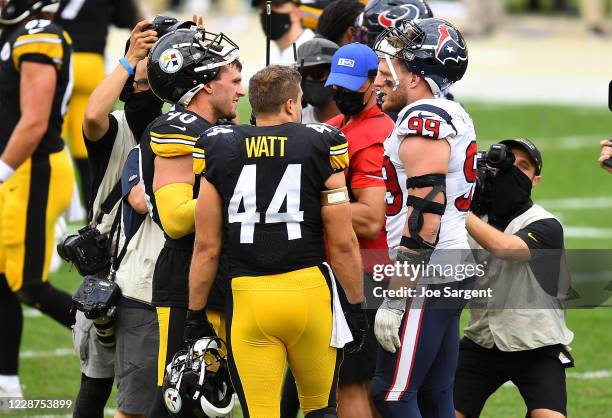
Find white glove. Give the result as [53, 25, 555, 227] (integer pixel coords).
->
[374, 306, 405, 353]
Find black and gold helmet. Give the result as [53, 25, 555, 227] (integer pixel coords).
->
[0, 0, 59, 26]
[147, 27, 239, 106]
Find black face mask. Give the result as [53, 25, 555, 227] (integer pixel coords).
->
[333, 89, 367, 116]
[302, 80, 334, 108]
[488, 166, 533, 228]
[125, 90, 164, 140]
[260, 11, 291, 41]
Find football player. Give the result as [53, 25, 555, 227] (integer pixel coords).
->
[370, 18, 475, 417]
[54, 0, 139, 205]
[0, 0, 76, 397]
[140, 27, 244, 418]
[186, 65, 366, 418]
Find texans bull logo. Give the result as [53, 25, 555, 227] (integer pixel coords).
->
[434, 24, 467, 65]
[378, 4, 422, 28]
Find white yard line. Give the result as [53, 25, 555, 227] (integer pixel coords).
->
[502, 370, 612, 387]
[539, 196, 612, 210]
[20, 348, 75, 359]
[24, 309, 42, 318]
[563, 227, 612, 239]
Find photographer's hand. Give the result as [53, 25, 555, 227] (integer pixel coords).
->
[599, 139, 612, 173]
[83, 19, 158, 142]
[184, 309, 216, 343]
[125, 20, 158, 67]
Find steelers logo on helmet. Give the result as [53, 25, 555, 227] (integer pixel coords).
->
[148, 28, 239, 105]
[159, 48, 184, 73]
[164, 387, 182, 413]
[433, 23, 467, 65]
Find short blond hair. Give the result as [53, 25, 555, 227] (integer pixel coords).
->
[248, 65, 301, 115]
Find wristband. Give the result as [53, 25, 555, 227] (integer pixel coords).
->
[119, 57, 135, 76]
[0, 159, 15, 182]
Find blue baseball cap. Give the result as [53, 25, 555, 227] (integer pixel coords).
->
[325, 43, 379, 91]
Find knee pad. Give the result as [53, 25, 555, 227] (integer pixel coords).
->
[405, 174, 446, 248]
[16, 282, 47, 307]
[305, 407, 337, 418]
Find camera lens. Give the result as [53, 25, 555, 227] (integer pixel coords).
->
[93, 315, 115, 348]
[56, 234, 78, 262]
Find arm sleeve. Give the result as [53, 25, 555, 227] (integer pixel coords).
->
[154, 183, 196, 239]
[349, 143, 385, 190]
[515, 218, 565, 296]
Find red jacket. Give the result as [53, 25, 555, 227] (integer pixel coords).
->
[327, 105, 394, 271]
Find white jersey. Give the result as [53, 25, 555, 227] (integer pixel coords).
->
[383, 98, 477, 252]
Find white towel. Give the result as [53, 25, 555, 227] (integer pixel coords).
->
[322, 262, 354, 348]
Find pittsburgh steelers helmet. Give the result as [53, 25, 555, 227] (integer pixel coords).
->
[162, 337, 235, 418]
[0, 0, 59, 25]
[147, 27, 239, 106]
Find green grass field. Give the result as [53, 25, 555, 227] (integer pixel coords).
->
[5, 100, 612, 418]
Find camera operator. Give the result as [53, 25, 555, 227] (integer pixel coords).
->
[599, 139, 612, 173]
[454, 139, 574, 418]
[70, 19, 166, 418]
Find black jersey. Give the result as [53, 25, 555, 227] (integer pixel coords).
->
[193, 122, 350, 277]
[54, 0, 137, 54]
[0, 19, 72, 156]
[140, 104, 213, 240]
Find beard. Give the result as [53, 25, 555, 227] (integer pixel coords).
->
[381, 90, 408, 112]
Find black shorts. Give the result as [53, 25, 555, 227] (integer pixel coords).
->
[454, 337, 573, 418]
[151, 239, 227, 310]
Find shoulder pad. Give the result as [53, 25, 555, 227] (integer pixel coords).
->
[397, 101, 457, 140]
[303, 123, 349, 172]
[11, 20, 66, 70]
[192, 125, 235, 175]
[149, 113, 200, 158]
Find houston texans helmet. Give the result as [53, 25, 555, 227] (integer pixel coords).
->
[147, 27, 240, 106]
[355, 0, 433, 46]
[0, 0, 59, 25]
[162, 337, 235, 418]
[374, 17, 468, 94]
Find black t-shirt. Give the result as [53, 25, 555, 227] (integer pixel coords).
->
[514, 218, 564, 296]
[85, 114, 119, 213]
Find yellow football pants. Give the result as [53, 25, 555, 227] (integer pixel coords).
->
[228, 266, 341, 418]
[62, 52, 105, 159]
[0, 149, 74, 291]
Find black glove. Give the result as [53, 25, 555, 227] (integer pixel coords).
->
[184, 309, 216, 343]
[344, 301, 368, 355]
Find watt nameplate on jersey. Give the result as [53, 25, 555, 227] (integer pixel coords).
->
[245, 136, 288, 158]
